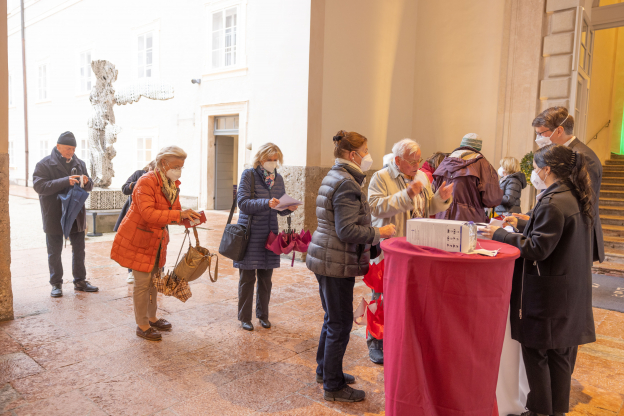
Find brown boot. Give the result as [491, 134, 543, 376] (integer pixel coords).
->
[136, 326, 162, 341]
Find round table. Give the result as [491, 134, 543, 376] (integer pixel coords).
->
[381, 238, 520, 416]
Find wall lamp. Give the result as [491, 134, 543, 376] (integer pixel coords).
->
[191, 79, 201, 84]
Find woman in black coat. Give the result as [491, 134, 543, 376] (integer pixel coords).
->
[482, 144, 595, 416]
[495, 156, 527, 214]
[114, 161, 155, 283]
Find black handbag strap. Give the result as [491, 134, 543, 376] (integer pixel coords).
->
[227, 169, 256, 228]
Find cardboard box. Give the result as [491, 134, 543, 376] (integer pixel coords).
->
[406, 218, 475, 253]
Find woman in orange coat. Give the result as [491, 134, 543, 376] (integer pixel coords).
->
[111, 146, 199, 341]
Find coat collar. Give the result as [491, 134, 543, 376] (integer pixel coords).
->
[540, 180, 571, 199]
[387, 160, 402, 179]
[49, 147, 81, 177]
[333, 163, 366, 185]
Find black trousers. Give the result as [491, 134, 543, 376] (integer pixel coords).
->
[46, 232, 86, 286]
[315, 273, 355, 392]
[238, 269, 273, 322]
[522, 344, 578, 414]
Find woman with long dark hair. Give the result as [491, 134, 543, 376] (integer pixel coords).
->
[482, 144, 596, 416]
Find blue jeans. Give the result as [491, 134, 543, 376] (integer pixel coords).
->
[46, 232, 86, 285]
[315, 273, 355, 392]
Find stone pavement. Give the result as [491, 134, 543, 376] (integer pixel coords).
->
[1, 195, 624, 415]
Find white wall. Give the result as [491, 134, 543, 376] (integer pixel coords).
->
[7, 0, 314, 208]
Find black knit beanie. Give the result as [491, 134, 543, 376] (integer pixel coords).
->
[57, 131, 77, 147]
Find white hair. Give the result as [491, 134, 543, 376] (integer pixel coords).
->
[392, 139, 420, 159]
[156, 145, 187, 167]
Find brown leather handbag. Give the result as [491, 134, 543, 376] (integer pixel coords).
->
[173, 227, 219, 283]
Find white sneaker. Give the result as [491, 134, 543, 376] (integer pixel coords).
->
[126, 272, 134, 284]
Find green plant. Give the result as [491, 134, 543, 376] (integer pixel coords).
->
[520, 151, 534, 187]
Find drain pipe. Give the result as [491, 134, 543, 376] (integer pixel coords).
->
[20, 0, 29, 187]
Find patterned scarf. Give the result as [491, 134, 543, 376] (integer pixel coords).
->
[157, 169, 178, 205]
[260, 166, 275, 189]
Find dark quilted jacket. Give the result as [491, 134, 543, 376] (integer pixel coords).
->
[306, 163, 380, 278]
[495, 172, 527, 214]
[234, 167, 290, 270]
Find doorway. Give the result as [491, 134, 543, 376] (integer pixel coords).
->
[213, 116, 239, 210]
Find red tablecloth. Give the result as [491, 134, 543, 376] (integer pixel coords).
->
[381, 238, 520, 416]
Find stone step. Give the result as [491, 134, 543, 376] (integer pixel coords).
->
[606, 159, 624, 166]
[601, 190, 624, 199]
[602, 249, 624, 265]
[611, 153, 624, 160]
[603, 235, 624, 251]
[600, 214, 624, 227]
[602, 169, 624, 176]
[601, 183, 624, 191]
[599, 197, 624, 207]
[602, 176, 624, 184]
[600, 205, 624, 216]
[602, 224, 624, 237]
[592, 261, 624, 277]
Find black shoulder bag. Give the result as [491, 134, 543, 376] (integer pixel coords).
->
[219, 170, 255, 261]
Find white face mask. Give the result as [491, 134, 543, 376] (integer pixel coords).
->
[497, 167, 505, 177]
[535, 134, 552, 148]
[530, 168, 547, 190]
[353, 152, 373, 172]
[166, 168, 182, 182]
[263, 161, 277, 173]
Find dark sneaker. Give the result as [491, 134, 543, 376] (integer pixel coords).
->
[241, 321, 254, 331]
[316, 373, 355, 384]
[74, 280, 99, 292]
[136, 326, 162, 341]
[369, 348, 384, 365]
[149, 318, 172, 331]
[50, 284, 63, 298]
[259, 318, 271, 328]
[324, 385, 365, 402]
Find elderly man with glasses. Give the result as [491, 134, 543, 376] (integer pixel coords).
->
[366, 138, 453, 364]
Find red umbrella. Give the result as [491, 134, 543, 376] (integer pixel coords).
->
[265, 216, 311, 266]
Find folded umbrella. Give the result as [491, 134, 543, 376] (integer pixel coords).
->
[58, 183, 89, 239]
[264, 216, 311, 266]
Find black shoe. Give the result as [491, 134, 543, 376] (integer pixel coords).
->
[74, 280, 99, 292]
[369, 348, 384, 365]
[50, 284, 63, 298]
[316, 373, 355, 384]
[136, 326, 162, 341]
[324, 385, 365, 402]
[259, 318, 271, 328]
[241, 321, 254, 331]
[149, 318, 172, 331]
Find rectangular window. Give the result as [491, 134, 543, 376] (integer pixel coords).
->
[80, 139, 88, 161]
[40, 140, 48, 159]
[138, 33, 153, 78]
[212, 7, 237, 69]
[38, 64, 48, 101]
[137, 137, 152, 169]
[80, 51, 92, 92]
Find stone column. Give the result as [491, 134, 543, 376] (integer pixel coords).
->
[0, 0, 13, 322]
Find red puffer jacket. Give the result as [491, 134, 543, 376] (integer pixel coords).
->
[110, 171, 182, 272]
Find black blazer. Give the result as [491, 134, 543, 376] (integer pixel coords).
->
[114, 169, 147, 231]
[569, 138, 604, 262]
[493, 181, 596, 349]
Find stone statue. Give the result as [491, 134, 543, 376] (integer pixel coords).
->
[88, 60, 174, 188]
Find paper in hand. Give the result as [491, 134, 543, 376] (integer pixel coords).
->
[274, 194, 302, 211]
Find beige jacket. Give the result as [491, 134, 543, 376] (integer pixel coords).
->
[369, 162, 452, 238]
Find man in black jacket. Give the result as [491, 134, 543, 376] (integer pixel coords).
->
[532, 107, 605, 263]
[33, 131, 99, 297]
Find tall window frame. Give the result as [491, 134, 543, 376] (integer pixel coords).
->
[137, 32, 154, 78]
[38, 64, 48, 102]
[136, 137, 153, 170]
[79, 51, 93, 93]
[8, 141, 14, 167]
[39, 140, 49, 159]
[205, 1, 247, 78]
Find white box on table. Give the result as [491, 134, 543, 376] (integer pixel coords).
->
[406, 218, 475, 253]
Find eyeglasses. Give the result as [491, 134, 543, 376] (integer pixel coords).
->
[401, 157, 423, 167]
